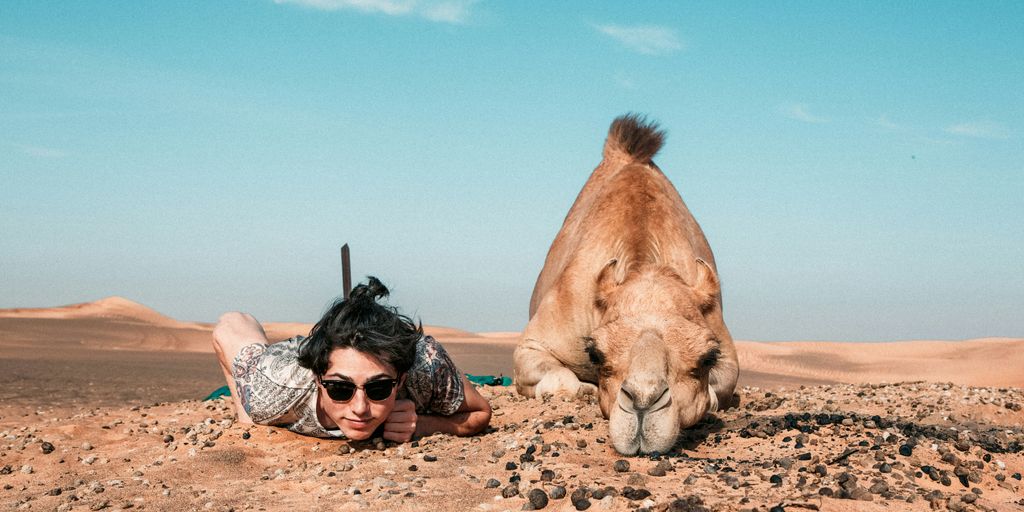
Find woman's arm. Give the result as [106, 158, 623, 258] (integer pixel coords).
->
[414, 376, 492, 437]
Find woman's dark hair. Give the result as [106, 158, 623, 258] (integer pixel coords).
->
[297, 276, 423, 377]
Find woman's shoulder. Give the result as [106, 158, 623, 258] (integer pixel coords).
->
[403, 335, 465, 415]
[258, 336, 315, 389]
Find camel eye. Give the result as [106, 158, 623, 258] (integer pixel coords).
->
[692, 347, 720, 376]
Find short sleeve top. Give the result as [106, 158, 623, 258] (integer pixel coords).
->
[231, 335, 465, 438]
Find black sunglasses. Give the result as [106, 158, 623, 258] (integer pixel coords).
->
[319, 378, 398, 402]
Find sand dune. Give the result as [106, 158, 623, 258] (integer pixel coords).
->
[737, 338, 1024, 388]
[1, 298, 1022, 389]
[0, 296, 197, 329]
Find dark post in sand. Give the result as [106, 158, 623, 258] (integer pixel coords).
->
[340, 243, 352, 299]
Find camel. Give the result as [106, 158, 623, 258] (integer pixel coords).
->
[513, 114, 739, 455]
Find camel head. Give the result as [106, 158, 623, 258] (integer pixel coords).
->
[587, 258, 723, 455]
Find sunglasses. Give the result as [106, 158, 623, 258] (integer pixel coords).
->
[319, 378, 398, 402]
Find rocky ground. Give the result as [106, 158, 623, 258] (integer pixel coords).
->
[2, 382, 1023, 512]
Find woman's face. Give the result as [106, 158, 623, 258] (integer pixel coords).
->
[317, 347, 401, 440]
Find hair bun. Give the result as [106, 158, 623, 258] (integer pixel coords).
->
[348, 276, 390, 303]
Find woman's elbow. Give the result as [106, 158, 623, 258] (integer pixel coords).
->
[476, 401, 493, 432]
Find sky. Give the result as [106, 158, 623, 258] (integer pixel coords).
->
[1, 1, 1022, 341]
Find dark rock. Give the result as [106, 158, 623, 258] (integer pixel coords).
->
[613, 459, 630, 473]
[813, 464, 827, 477]
[549, 486, 566, 499]
[899, 444, 913, 456]
[667, 496, 708, 512]
[502, 485, 519, 498]
[879, 463, 892, 473]
[423, 454, 437, 462]
[527, 489, 549, 510]
[485, 478, 501, 489]
[241, 431, 250, 440]
[540, 469, 555, 482]
[869, 482, 889, 494]
[41, 442, 55, 454]
[769, 474, 783, 486]
[572, 498, 591, 511]
[769, 506, 785, 512]
[506, 462, 518, 471]
[647, 466, 666, 477]
[576, 439, 587, 448]
[819, 487, 834, 496]
[408, 465, 418, 472]
[621, 487, 651, 501]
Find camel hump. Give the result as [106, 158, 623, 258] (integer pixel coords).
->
[603, 113, 665, 163]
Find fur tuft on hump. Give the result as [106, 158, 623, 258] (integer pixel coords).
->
[603, 113, 665, 163]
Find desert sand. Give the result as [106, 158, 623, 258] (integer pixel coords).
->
[0, 298, 1021, 511]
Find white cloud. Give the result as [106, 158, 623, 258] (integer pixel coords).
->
[613, 72, 638, 90]
[12, 142, 66, 158]
[876, 114, 901, 130]
[944, 120, 1011, 140]
[273, 0, 475, 24]
[593, 24, 683, 56]
[781, 103, 828, 124]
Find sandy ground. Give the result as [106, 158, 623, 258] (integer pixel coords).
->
[1, 298, 1022, 511]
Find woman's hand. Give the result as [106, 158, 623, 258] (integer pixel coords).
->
[383, 399, 418, 443]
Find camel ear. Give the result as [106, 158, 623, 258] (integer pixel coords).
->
[595, 258, 626, 310]
[693, 258, 721, 313]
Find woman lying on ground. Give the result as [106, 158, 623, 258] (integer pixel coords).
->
[211, 277, 492, 441]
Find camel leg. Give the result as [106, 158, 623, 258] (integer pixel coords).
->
[514, 341, 597, 398]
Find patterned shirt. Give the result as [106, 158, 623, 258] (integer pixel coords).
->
[232, 335, 465, 438]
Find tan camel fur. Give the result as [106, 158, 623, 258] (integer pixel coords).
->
[513, 114, 739, 455]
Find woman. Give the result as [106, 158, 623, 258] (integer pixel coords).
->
[211, 277, 492, 441]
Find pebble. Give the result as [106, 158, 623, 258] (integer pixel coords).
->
[572, 498, 591, 511]
[540, 469, 555, 482]
[485, 478, 501, 488]
[527, 489, 549, 510]
[423, 454, 437, 462]
[40, 442, 54, 454]
[501, 484, 519, 498]
[549, 486, 566, 499]
[613, 460, 630, 473]
[898, 444, 913, 456]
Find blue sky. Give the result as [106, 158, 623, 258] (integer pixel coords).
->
[2, 1, 1022, 340]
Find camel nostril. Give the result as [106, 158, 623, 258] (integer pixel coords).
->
[618, 385, 636, 409]
[619, 382, 669, 412]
